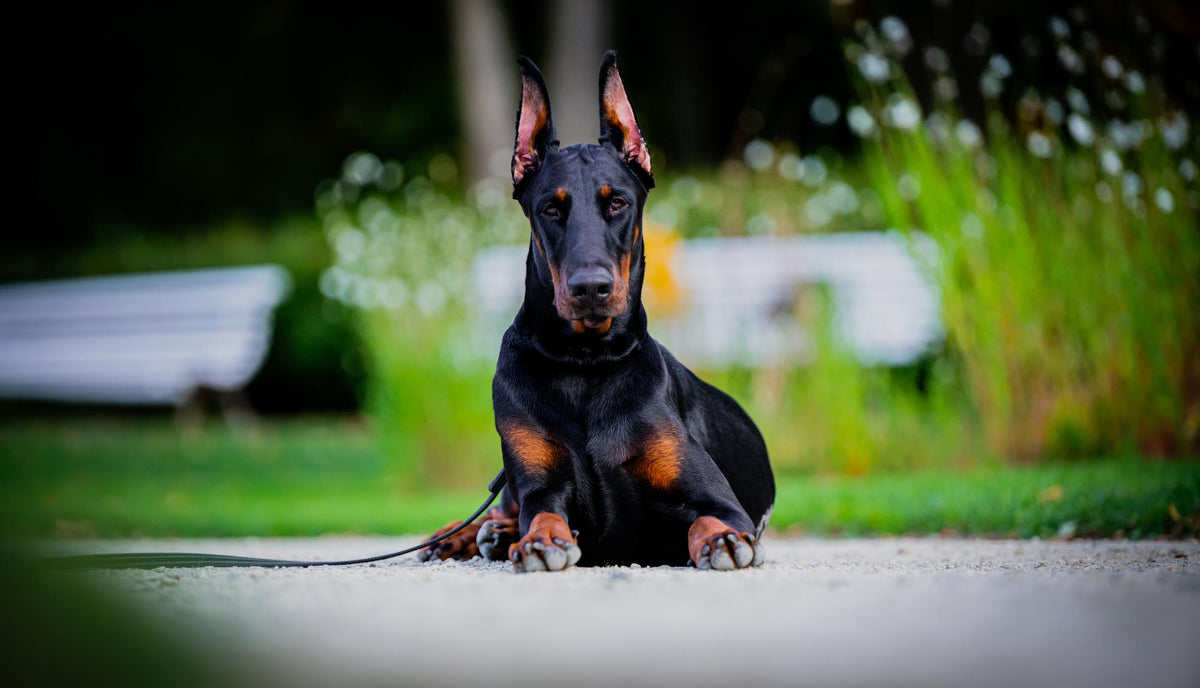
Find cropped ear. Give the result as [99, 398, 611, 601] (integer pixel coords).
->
[598, 50, 653, 189]
[512, 56, 557, 193]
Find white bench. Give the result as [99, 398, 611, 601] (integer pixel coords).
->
[0, 265, 291, 405]
[471, 232, 942, 366]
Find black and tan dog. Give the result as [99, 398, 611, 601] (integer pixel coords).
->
[419, 51, 774, 572]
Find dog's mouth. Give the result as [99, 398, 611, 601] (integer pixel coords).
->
[556, 299, 623, 334]
[570, 315, 613, 335]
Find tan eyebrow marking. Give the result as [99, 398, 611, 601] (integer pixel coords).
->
[554, 188, 567, 202]
[600, 184, 612, 198]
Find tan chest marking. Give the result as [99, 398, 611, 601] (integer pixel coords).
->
[499, 419, 564, 476]
[629, 425, 685, 490]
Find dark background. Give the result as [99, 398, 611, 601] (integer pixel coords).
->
[6, 0, 1199, 412]
[11, 1, 1199, 252]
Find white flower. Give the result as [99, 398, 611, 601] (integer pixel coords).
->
[924, 46, 949, 72]
[1026, 131, 1053, 158]
[987, 54, 1012, 79]
[954, 120, 982, 149]
[857, 52, 890, 83]
[1099, 148, 1123, 176]
[810, 96, 841, 126]
[1067, 114, 1094, 146]
[884, 95, 921, 130]
[848, 106, 878, 138]
[1154, 188, 1174, 213]
[743, 139, 775, 171]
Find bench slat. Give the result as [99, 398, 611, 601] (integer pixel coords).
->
[0, 265, 290, 404]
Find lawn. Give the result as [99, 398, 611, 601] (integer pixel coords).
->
[1, 417, 1196, 539]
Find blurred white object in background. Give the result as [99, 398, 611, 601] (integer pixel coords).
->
[0, 265, 291, 405]
[472, 232, 941, 367]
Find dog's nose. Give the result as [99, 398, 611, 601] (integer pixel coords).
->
[567, 267, 614, 305]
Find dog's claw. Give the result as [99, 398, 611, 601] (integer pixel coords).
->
[693, 529, 763, 571]
[510, 530, 581, 573]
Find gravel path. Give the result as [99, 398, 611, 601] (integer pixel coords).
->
[55, 537, 1200, 687]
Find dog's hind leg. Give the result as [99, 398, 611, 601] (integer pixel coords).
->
[476, 492, 520, 560]
[416, 520, 483, 562]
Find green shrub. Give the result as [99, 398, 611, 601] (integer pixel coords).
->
[848, 19, 1199, 459]
[317, 155, 526, 487]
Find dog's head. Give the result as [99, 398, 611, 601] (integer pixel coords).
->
[511, 51, 654, 335]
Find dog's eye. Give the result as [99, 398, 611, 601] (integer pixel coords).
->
[541, 205, 561, 219]
[608, 197, 627, 213]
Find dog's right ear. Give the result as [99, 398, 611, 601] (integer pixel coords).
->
[512, 56, 557, 195]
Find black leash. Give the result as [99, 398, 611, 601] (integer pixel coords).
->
[44, 470, 506, 571]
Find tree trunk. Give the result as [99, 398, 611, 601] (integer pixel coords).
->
[547, 0, 610, 147]
[450, 0, 516, 183]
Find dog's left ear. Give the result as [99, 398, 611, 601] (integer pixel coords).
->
[598, 50, 653, 190]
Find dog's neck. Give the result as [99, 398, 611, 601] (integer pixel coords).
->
[515, 235, 650, 367]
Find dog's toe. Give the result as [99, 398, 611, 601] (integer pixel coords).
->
[417, 520, 482, 562]
[751, 539, 766, 567]
[730, 534, 755, 568]
[477, 517, 518, 561]
[690, 525, 763, 571]
[709, 542, 735, 570]
[511, 539, 578, 573]
[508, 514, 581, 574]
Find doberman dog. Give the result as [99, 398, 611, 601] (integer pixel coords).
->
[418, 51, 774, 572]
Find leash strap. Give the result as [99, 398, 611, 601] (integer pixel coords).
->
[44, 470, 506, 571]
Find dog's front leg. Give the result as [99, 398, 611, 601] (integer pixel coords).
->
[628, 428, 765, 570]
[676, 447, 765, 571]
[497, 419, 581, 573]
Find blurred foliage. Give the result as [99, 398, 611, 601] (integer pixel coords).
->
[700, 298, 975, 476]
[1, 541, 218, 687]
[848, 15, 1199, 459]
[316, 154, 526, 487]
[1, 418, 1195, 539]
[315, 10, 1198, 488]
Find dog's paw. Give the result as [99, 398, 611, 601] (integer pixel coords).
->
[508, 512, 582, 573]
[417, 520, 482, 562]
[477, 513, 519, 561]
[688, 516, 764, 570]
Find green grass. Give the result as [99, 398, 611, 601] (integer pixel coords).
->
[775, 460, 1200, 539]
[1, 418, 1195, 539]
[0, 417, 483, 538]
